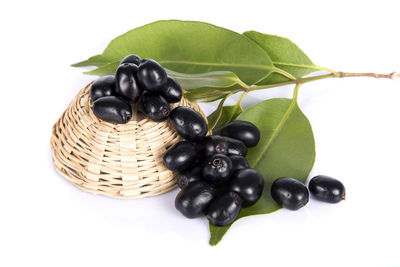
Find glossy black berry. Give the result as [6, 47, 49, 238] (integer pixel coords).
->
[161, 76, 182, 103]
[177, 166, 203, 189]
[308, 175, 346, 203]
[206, 192, 242, 226]
[137, 59, 167, 92]
[169, 106, 208, 142]
[202, 135, 247, 157]
[218, 120, 260, 147]
[175, 181, 216, 218]
[228, 168, 264, 207]
[203, 135, 229, 155]
[225, 137, 247, 156]
[163, 141, 197, 172]
[202, 154, 232, 184]
[271, 177, 309, 210]
[140, 92, 170, 122]
[90, 75, 116, 102]
[229, 155, 249, 173]
[120, 54, 142, 66]
[92, 96, 132, 124]
[115, 63, 142, 104]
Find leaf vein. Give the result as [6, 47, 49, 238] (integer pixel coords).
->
[252, 100, 297, 168]
[272, 61, 319, 70]
[159, 60, 275, 71]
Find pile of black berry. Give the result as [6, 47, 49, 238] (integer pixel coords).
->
[164, 117, 264, 226]
[271, 175, 346, 210]
[89, 54, 182, 123]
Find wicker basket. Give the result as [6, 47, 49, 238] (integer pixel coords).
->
[50, 82, 207, 199]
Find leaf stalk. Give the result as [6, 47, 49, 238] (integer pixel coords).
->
[245, 71, 398, 93]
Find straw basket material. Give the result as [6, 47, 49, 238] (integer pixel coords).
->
[50, 82, 207, 199]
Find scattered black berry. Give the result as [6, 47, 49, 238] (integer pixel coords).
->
[137, 59, 167, 92]
[203, 135, 229, 156]
[163, 141, 197, 172]
[177, 166, 203, 189]
[225, 137, 247, 156]
[202, 135, 247, 156]
[228, 168, 264, 207]
[308, 175, 346, 203]
[92, 96, 132, 124]
[169, 106, 208, 142]
[202, 154, 233, 184]
[271, 177, 309, 210]
[161, 76, 182, 103]
[206, 192, 242, 226]
[115, 63, 142, 104]
[90, 75, 116, 102]
[229, 155, 249, 173]
[120, 54, 142, 66]
[140, 92, 170, 122]
[175, 181, 216, 218]
[218, 120, 260, 147]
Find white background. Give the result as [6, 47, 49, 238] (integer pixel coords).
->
[1, 0, 399, 266]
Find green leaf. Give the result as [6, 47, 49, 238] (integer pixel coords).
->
[207, 103, 244, 131]
[71, 54, 111, 67]
[243, 31, 318, 84]
[206, 95, 231, 131]
[73, 20, 275, 85]
[209, 98, 315, 245]
[83, 61, 119, 76]
[166, 69, 245, 90]
[184, 89, 230, 103]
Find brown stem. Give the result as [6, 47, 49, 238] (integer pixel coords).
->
[337, 71, 400, 79]
[247, 71, 399, 93]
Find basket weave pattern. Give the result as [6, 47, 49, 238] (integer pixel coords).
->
[50, 83, 207, 199]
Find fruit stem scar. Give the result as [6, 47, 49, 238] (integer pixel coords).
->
[213, 158, 222, 166]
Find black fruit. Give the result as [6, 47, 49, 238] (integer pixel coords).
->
[92, 96, 132, 124]
[229, 155, 249, 173]
[115, 63, 142, 104]
[120, 54, 142, 66]
[225, 137, 247, 156]
[219, 120, 260, 147]
[140, 92, 170, 121]
[169, 106, 208, 142]
[202, 135, 247, 157]
[202, 154, 233, 184]
[137, 59, 167, 92]
[177, 166, 203, 189]
[175, 181, 216, 218]
[90, 75, 116, 102]
[163, 141, 197, 172]
[228, 168, 264, 207]
[206, 192, 242, 226]
[271, 177, 309, 210]
[161, 76, 182, 103]
[203, 135, 229, 155]
[308, 175, 346, 203]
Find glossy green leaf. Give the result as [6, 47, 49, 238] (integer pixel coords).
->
[83, 61, 119, 76]
[184, 89, 230, 103]
[207, 103, 244, 131]
[206, 95, 231, 131]
[165, 69, 245, 90]
[209, 98, 315, 245]
[243, 31, 318, 84]
[74, 20, 276, 85]
[72, 54, 111, 67]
